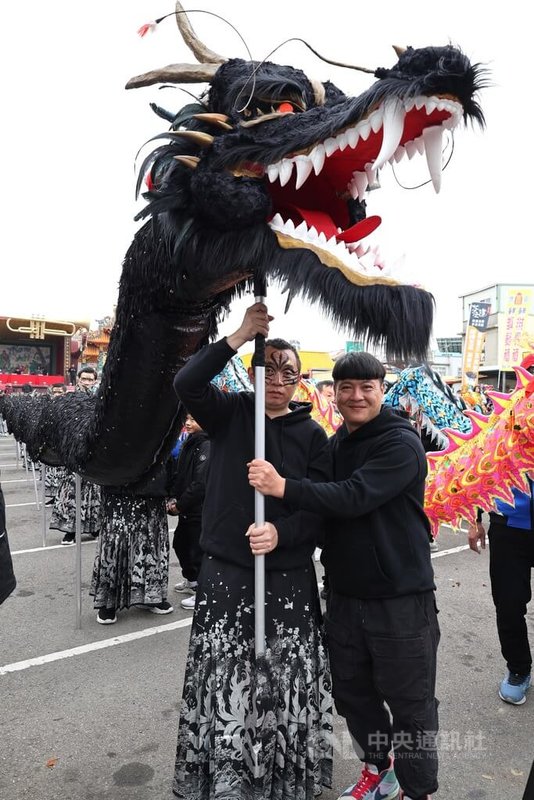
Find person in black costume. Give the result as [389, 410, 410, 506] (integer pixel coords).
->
[167, 415, 210, 609]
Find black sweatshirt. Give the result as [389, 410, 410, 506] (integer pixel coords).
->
[169, 430, 210, 521]
[174, 339, 330, 570]
[284, 408, 435, 598]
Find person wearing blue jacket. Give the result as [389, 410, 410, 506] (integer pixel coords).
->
[468, 477, 534, 704]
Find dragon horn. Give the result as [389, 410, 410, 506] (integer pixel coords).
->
[174, 1, 226, 64]
[193, 113, 233, 130]
[174, 155, 201, 168]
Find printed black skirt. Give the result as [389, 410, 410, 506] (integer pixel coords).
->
[90, 493, 170, 610]
[173, 555, 333, 800]
[49, 471, 101, 535]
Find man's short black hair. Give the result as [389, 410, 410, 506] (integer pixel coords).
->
[78, 366, 97, 379]
[333, 352, 385, 382]
[316, 380, 334, 392]
[52, 382, 67, 390]
[251, 338, 301, 373]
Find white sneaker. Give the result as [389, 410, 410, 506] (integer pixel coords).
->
[180, 594, 196, 610]
[313, 547, 322, 562]
[174, 579, 198, 594]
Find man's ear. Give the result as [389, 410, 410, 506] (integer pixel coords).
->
[247, 367, 255, 383]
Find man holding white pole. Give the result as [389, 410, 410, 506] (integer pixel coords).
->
[172, 302, 333, 800]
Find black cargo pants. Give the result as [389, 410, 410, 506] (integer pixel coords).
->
[325, 590, 440, 798]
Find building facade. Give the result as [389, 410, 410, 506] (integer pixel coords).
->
[459, 284, 534, 390]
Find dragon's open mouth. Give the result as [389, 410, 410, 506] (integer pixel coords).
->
[241, 94, 462, 286]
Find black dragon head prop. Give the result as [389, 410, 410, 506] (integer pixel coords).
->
[128, 3, 486, 360]
[0, 4, 486, 487]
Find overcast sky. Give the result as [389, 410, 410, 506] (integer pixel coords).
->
[2, 1, 530, 351]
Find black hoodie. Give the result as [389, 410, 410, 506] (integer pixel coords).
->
[174, 339, 330, 570]
[169, 430, 210, 521]
[284, 408, 435, 598]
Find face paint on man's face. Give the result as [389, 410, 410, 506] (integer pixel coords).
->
[264, 350, 300, 386]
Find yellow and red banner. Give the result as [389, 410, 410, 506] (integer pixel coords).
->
[501, 288, 532, 369]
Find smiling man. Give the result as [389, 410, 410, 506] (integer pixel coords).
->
[249, 351, 439, 800]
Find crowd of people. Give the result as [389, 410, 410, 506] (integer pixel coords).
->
[1, 306, 533, 800]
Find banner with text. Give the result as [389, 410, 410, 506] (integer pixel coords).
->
[462, 302, 491, 389]
[501, 289, 532, 369]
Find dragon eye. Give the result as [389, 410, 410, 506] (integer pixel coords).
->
[277, 101, 294, 113]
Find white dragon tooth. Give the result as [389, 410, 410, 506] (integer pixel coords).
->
[294, 156, 314, 190]
[373, 99, 405, 170]
[442, 107, 461, 130]
[326, 235, 338, 247]
[284, 217, 295, 232]
[415, 96, 426, 110]
[404, 97, 416, 112]
[424, 99, 437, 115]
[365, 163, 379, 189]
[357, 121, 371, 141]
[279, 159, 294, 187]
[267, 164, 280, 183]
[349, 182, 360, 200]
[337, 132, 348, 151]
[351, 171, 369, 199]
[346, 127, 359, 149]
[393, 145, 406, 163]
[294, 220, 308, 237]
[270, 213, 284, 227]
[310, 144, 326, 175]
[308, 225, 319, 239]
[404, 140, 418, 160]
[317, 232, 327, 244]
[324, 137, 338, 156]
[369, 110, 383, 133]
[414, 136, 425, 155]
[422, 126, 444, 193]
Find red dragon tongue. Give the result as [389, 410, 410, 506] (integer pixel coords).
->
[290, 208, 382, 244]
[296, 208, 338, 238]
[335, 216, 382, 243]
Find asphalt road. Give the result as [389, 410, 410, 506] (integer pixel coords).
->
[1, 434, 533, 800]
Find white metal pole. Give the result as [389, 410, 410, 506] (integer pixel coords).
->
[41, 464, 47, 547]
[75, 474, 83, 629]
[31, 460, 40, 509]
[254, 283, 267, 657]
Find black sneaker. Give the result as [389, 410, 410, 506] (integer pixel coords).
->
[61, 533, 75, 545]
[97, 607, 117, 625]
[142, 600, 174, 615]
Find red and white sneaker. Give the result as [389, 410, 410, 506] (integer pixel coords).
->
[337, 755, 399, 799]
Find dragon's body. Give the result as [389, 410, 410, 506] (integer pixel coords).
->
[425, 360, 534, 534]
[0, 4, 485, 488]
[384, 364, 471, 450]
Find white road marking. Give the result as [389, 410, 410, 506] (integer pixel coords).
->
[6, 502, 37, 508]
[0, 618, 194, 676]
[1, 478, 36, 483]
[431, 544, 470, 558]
[11, 541, 96, 555]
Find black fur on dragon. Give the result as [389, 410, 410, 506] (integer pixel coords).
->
[0, 3, 486, 488]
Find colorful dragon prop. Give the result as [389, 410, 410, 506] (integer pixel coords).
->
[384, 364, 471, 449]
[424, 357, 534, 534]
[0, 3, 485, 488]
[294, 380, 343, 436]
